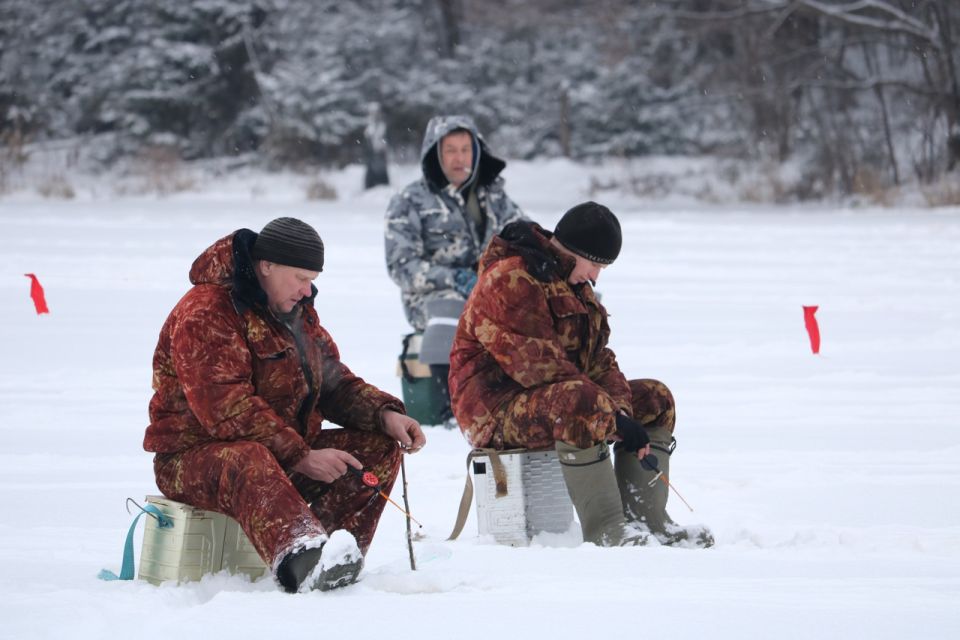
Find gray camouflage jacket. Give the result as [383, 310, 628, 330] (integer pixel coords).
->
[385, 115, 525, 331]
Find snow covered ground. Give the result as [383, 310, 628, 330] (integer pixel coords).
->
[1, 161, 959, 639]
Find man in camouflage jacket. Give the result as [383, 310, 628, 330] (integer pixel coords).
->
[144, 217, 426, 592]
[449, 203, 712, 547]
[384, 114, 526, 332]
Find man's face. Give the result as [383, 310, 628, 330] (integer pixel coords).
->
[256, 262, 319, 315]
[439, 131, 474, 188]
[567, 254, 607, 286]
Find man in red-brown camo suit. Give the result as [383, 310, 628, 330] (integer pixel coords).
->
[449, 202, 712, 548]
[144, 217, 427, 592]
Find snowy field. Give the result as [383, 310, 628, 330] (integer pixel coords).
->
[1, 161, 959, 639]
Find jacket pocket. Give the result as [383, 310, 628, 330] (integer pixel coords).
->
[249, 333, 293, 362]
[249, 336, 302, 409]
[547, 294, 587, 353]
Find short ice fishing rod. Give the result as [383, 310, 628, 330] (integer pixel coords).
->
[640, 453, 695, 512]
[348, 465, 423, 527]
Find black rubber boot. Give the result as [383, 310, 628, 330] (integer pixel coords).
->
[275, 530, 364, 593]
[276, 545, 324, 594]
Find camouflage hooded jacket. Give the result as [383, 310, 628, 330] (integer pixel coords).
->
[144, 230, 404, 467]
[384, 115, 526, 331]
[448, 221, 633, 448]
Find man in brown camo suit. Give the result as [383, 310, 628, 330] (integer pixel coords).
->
[449, 202, 712, 548]
[144, 217, 427, 592]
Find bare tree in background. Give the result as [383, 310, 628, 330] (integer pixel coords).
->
[363, 102, 389, 189]
[787, 0, 960, 180]
[655, 0, 958, 192]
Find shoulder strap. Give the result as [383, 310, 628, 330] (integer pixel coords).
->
[399, 333, 417, 382]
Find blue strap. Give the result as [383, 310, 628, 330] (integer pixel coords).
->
[98, 503, 173, 581]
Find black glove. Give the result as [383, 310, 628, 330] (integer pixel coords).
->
[614, 413, 651, 453]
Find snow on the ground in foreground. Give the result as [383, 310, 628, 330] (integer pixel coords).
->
[1, 163, 959, 639]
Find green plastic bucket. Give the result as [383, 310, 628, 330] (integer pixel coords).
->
[398, 333, 448, 426]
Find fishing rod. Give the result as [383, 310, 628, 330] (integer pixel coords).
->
[347, 465, 423, 527]
[640, 453, 695, 512]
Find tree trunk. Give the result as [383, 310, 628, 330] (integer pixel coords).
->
[363, 103, 389, 189]
[435, 0, 461, 57]
[559, 83, 571, 158]
[863, 42, 900, 185]
[874, 85, 900, 185]
[930, 2, 960, 170]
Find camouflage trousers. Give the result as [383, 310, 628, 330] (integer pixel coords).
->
[153, 428, 401, 568]
[500, 378, 675, 450]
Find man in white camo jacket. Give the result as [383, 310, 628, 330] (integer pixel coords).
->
[384, 115, 526, 423]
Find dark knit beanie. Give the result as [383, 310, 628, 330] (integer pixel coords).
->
[553, 201, 622, 264]
[251, 217, 324, 272]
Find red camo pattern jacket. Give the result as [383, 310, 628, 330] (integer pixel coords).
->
[144, 230, 404, 467]
[449, 221, 632, 448]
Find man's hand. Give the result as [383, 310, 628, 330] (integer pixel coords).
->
[292, 448, 362, 483]
[382, 409, 426, 454]
[453, 269, 478, 297]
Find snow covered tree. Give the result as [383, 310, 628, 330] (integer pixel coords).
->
[1, 0, 955, 193]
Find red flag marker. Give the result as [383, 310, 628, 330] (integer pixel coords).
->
[24, 273, 49, 315]
[803, 305, 820, 354]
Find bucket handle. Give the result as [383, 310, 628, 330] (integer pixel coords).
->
[399, 333, 418, 383]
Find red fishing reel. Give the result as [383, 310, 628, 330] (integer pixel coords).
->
[346, 463, 423, 528]
[347, 465, 381, 489]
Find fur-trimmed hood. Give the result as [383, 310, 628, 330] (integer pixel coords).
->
[419, 114, 507, 193]
[480, 220, 576, 283]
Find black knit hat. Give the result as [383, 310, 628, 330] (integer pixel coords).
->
[251, 217, 324, 272]
[553, 202, 622, 264]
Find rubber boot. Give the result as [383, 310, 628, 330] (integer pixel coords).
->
[614, 431, 714, 548]
[275, 530, 364, 593]
[276, 545, 323, 593]
[556, 441, 651, 547]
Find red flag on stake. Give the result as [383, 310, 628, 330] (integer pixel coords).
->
[803, 305, 820, 354]
[24, 273, 49, 315]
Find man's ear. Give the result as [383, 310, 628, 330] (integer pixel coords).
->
[257, 260, 273, 276]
